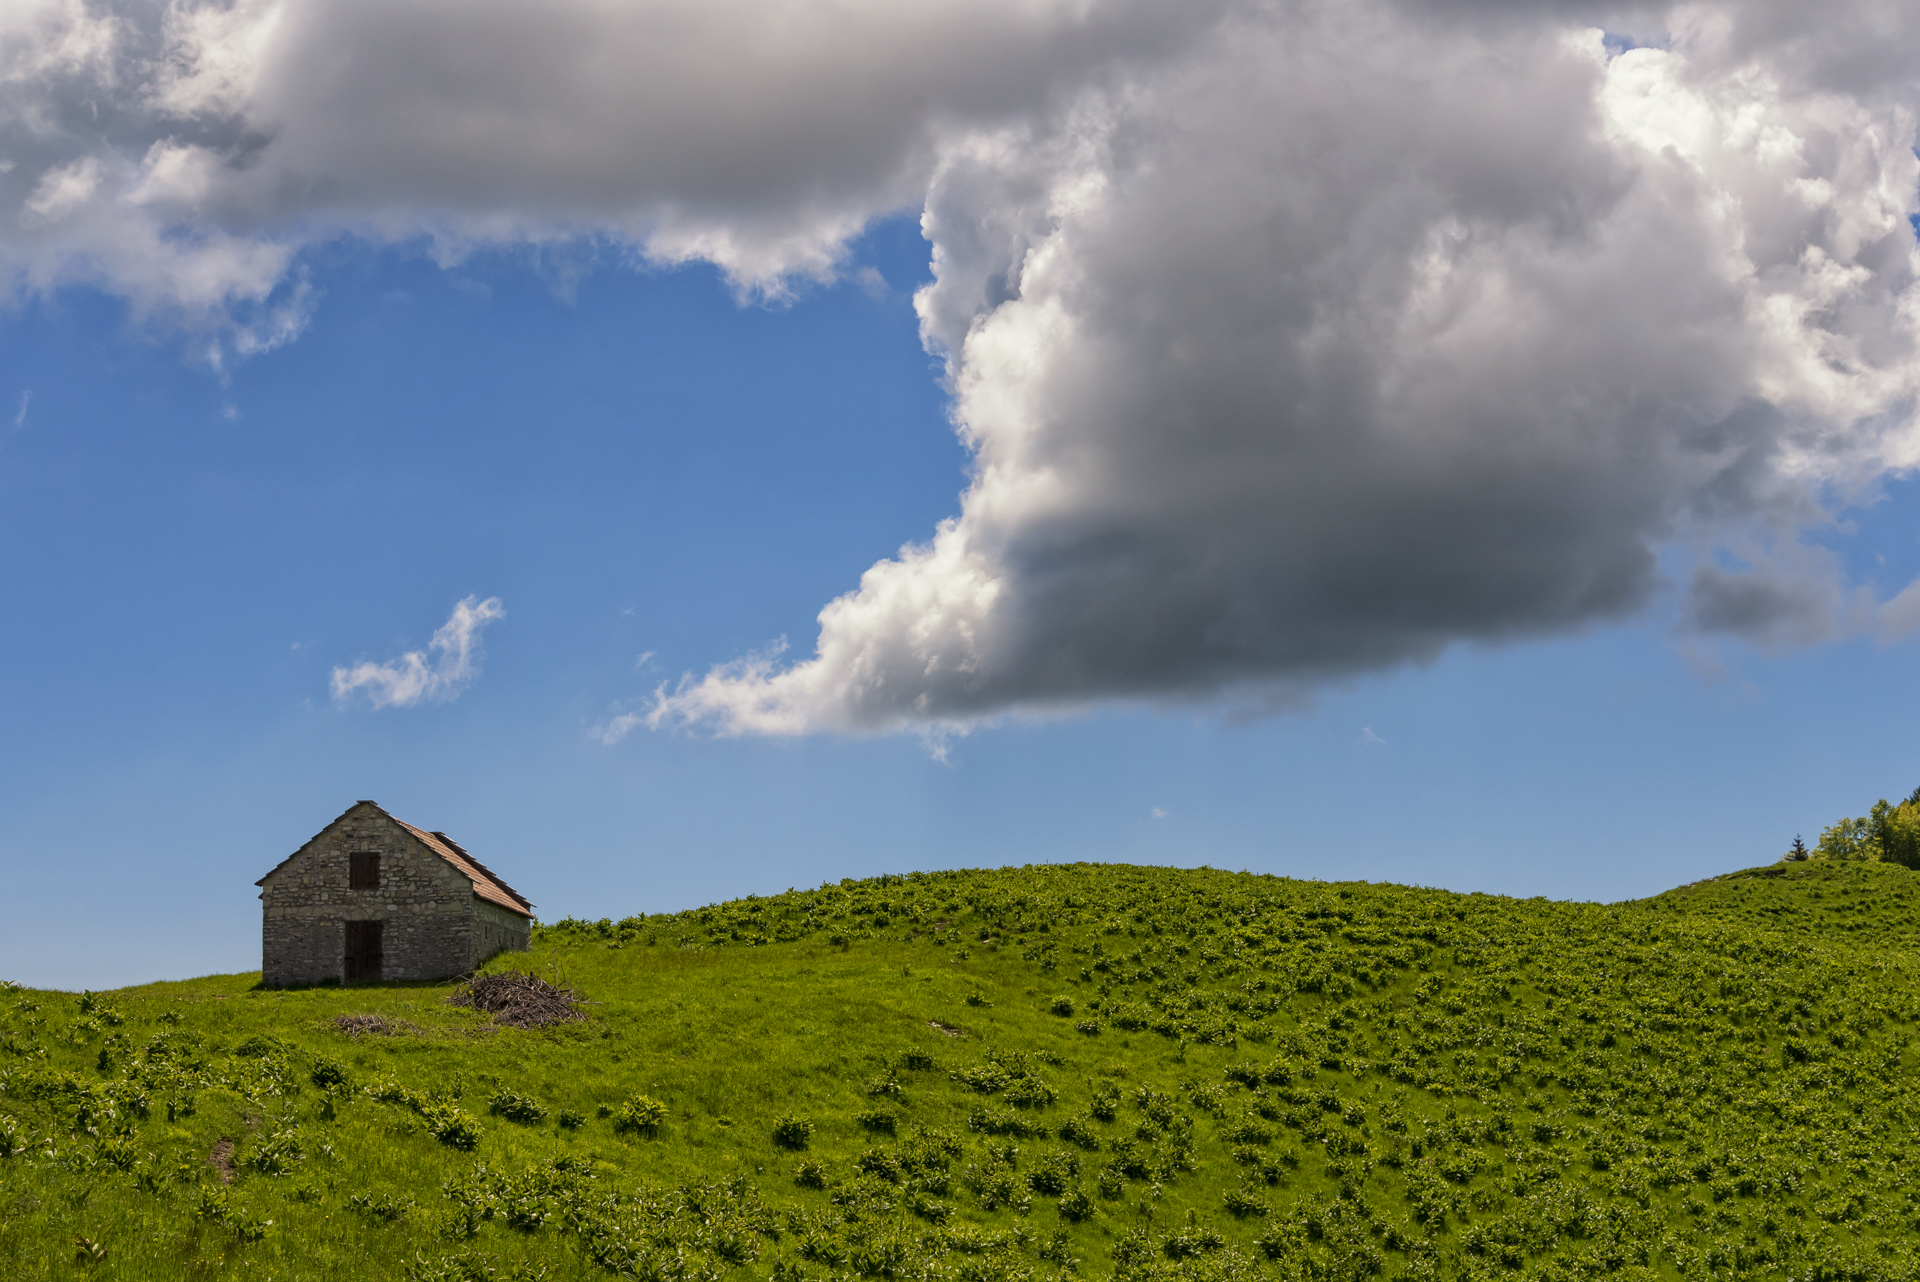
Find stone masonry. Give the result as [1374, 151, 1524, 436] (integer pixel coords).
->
[257, 800, 533, 986]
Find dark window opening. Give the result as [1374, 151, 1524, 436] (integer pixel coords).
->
[350, 852, 381, 890]
[345, 920, 383, 982]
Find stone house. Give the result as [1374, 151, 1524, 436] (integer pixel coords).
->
[257, 800, 533, 986]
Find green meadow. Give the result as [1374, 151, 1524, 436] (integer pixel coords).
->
[3, 859, 1919, 1281]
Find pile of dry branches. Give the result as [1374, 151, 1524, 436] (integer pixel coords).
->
[447, 970, 585, 1029]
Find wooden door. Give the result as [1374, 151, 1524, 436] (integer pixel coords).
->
[345, 920, 384, 982]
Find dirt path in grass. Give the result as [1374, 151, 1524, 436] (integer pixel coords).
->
[208, 1139, 234, 1184]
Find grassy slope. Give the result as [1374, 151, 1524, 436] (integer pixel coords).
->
[3, 861, 1918, 1282]
[1643, 858, 1920, 947]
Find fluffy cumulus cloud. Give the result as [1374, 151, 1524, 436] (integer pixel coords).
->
[649, 1, 1920, 734]
[6, 1, 1920, 732]
[331, 596, 504, 710]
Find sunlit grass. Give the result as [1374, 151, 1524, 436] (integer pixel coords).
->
[3, 860, 1917, 1280]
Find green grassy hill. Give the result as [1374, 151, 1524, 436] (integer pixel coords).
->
[3, 861, 1918, 1281]
[1643, 858, 1920, 948]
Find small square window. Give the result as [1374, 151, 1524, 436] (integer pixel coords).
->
[350, 852, 381, 890]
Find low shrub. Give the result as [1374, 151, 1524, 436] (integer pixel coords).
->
[76, 992, 124, 1027]
[951, 1062, 1010, 1094]
[855, 1109, 899, 1135]
[613, 1095, 668, 1138]
[771, 1114, 814, 1149]
[909, 1191, 953, 1224]
[309, 1057, 350, 1090]
[419, 1102, 482, 1151]
[857, 1149, 901, 1182]
[350, 1191, 413, 1223]
[1003, 1078, 1056, 1109]
[1058, 1114, 1101, 1150]
[1025, 1151, 1079, 1196]
[1225, 1119, 1272, 1146]
[968, 1107, 1046, 1138]
[1223, 1186, 1269, 1218]
[1163, 1217, 1226, 1260]
[241, 1128, 304, 1176]
[487, 1088, 546, 1124]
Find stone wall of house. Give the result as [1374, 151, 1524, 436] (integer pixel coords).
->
[261, 803, 477, 985]
[470, 897, 532, 969]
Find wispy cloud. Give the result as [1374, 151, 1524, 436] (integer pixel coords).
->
[1359, 727, 1386, 747]
[11, 391, 27, 429]
[330, 595, 504, 710]
[596, 709, 645, 745]
[1150, 806, 1170, 820]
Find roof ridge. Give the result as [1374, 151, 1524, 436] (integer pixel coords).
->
[257, 803, 533, 919]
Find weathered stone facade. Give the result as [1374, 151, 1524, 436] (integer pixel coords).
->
[470, 898, 533, 970]
[257, 801, 533, 986]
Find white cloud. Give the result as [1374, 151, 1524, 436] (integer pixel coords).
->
[330, 595, 504, 710]
[20, 154, 100, 224]
[3, 0, 1919, 729]
[595, 711, 643, 746]
[0, 0, 1222, 350]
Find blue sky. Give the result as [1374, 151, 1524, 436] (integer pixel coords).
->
[2, 0, 1919, 989]
[5, 217, 1919, 991]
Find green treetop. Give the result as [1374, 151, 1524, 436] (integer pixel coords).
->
[1811, 785, 1920, 868]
